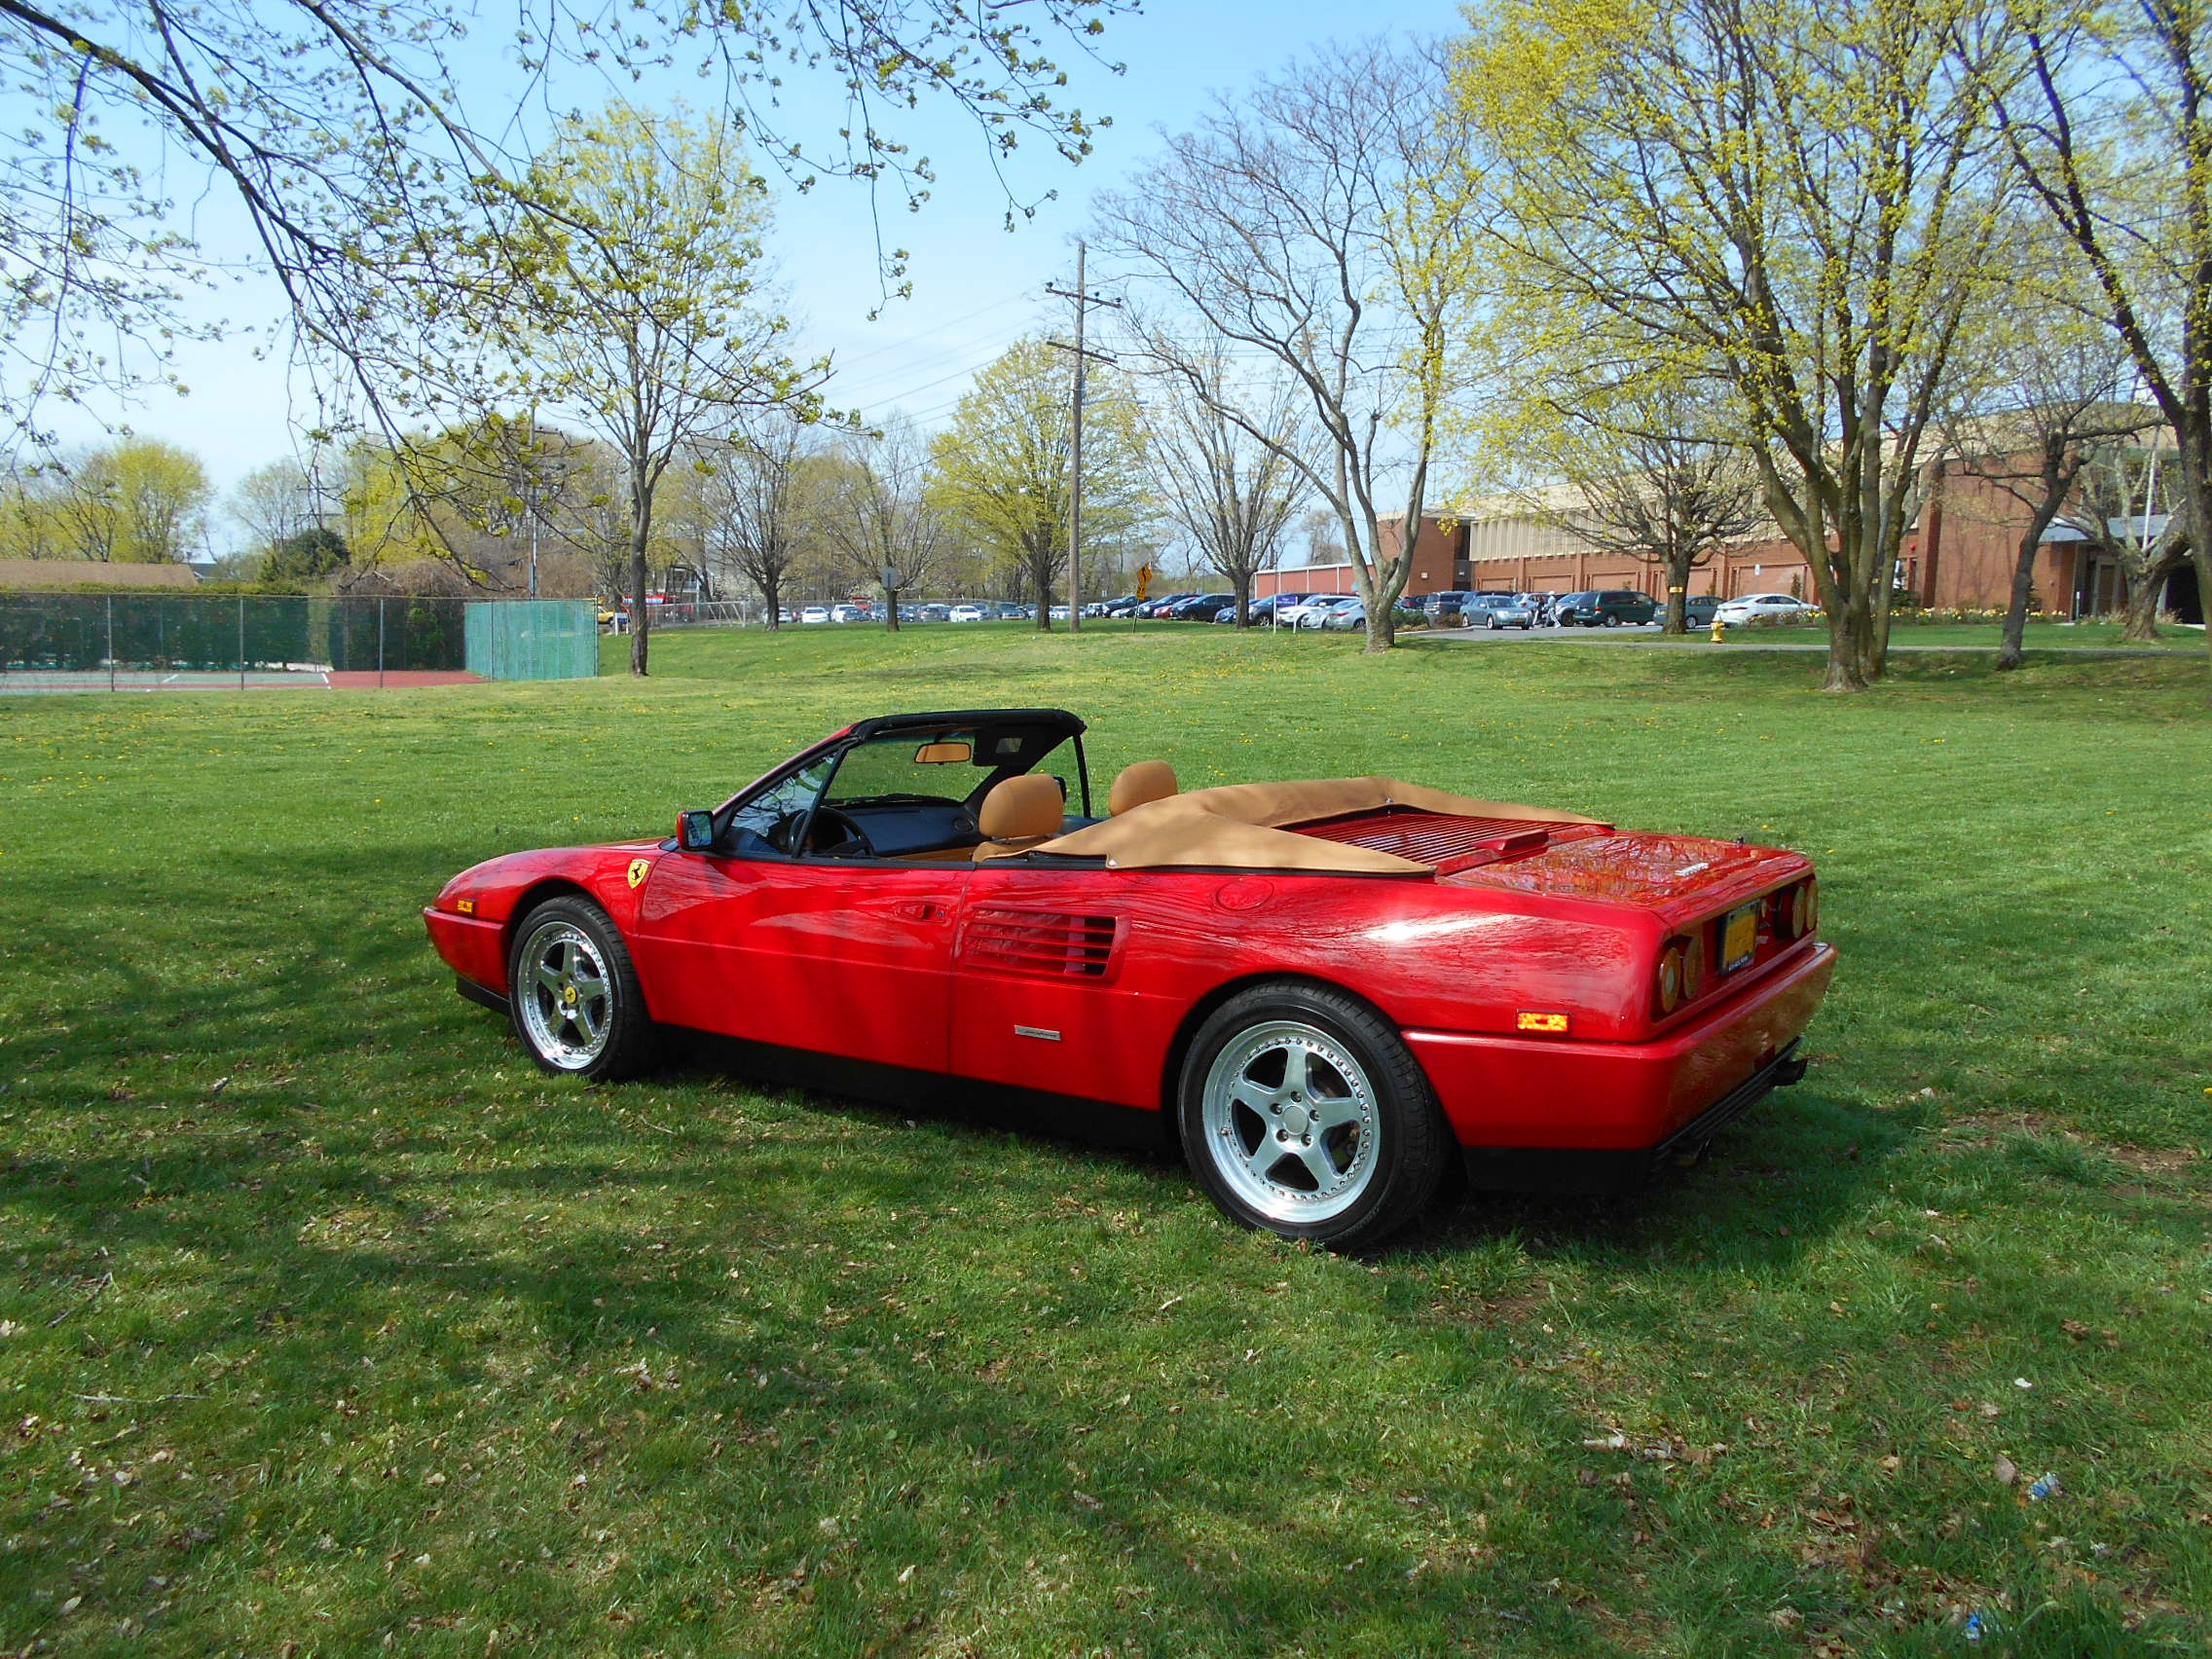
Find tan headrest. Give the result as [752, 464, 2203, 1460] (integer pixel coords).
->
[1109, 759, 1179, 815]
[977, 773, 1064, 841]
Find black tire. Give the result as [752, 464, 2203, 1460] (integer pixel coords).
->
[1176, 981, 1453, 1249]
[506, 896, 655, 1082]
[1603, 613, 1621, 627]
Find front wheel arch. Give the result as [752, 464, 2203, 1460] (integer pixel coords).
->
[504, 894, 657, 1081]
[499, 878, 655, 1021]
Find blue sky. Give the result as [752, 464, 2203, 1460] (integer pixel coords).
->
[43, 0, 1469, 543]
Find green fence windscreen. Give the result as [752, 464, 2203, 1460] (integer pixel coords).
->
[0, 593, 469, 678]
[463, 600, 599, 681]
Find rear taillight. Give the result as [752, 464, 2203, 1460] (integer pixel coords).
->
[1657, 935, 1703, 1014]
[1776, 878, 1819, 942]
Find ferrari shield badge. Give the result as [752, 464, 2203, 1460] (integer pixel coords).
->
[627, 858, 651, 890]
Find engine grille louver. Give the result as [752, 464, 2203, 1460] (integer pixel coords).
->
[964, 908, 1122, 978]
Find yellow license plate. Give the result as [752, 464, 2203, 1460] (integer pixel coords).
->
[1721, 903, 1759, 972]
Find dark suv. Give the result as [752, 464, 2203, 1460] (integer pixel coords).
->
[1420, 590, 1475, 622]
[1555, 589, 1658, 627]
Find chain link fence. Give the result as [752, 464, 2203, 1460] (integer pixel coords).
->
[0, 593, 595, 690]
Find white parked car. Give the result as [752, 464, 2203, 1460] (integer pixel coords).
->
[1276, 595, 1346, 627]
[1714, 593, 1821, 626]
[799, 606, 830, 625]
[1298, 596, 1362, 629]
[948, 604, 986, 623]
[830, 604, 865, 623]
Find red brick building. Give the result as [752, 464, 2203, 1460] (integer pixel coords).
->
[1255, 466, 2202, 621]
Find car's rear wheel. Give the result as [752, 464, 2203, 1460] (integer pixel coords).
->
[1177, 982, 1452, 1248]
[508, 897, 653, 1081]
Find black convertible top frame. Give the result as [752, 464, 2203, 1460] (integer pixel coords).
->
[844, 708, 1086, 742]
[713, 708, 1094, 853]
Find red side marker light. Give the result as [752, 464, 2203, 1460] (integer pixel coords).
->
[1517, 1011, 1570, 1034]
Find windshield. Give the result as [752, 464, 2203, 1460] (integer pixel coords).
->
[723, 755, 835, 856]
[825, 731, 984, 805]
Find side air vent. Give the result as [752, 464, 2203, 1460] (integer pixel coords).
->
[964, 908, 1123, 978]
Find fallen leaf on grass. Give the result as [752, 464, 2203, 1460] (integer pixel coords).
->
[1994, 1455, 2019, 1486]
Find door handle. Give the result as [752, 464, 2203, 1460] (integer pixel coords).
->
[896, 901, 943, 922]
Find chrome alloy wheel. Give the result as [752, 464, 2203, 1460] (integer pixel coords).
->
[1200, 1019, 1380, 1224]
[516, 919, 614, 1070]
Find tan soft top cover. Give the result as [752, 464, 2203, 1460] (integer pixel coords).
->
[1034, 777, 1602, 873]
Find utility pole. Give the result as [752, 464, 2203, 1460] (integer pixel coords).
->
[1047, 240, 1122, 635]
[526, 404, 540, 601]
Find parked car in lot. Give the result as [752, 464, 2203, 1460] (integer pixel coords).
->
[1216, 592, 1297, 624]
[426, 706, 1832, 1247]
[949, 604, 987, 623]
[919, 604, 951, 622]
[1670, 594, 1722, 628]
[1134, 593, 1193, 619]
[1464, 592, 1538, 630]
[991, 603, 1028, 620]
[1321, 597, 1367, 631]
[1169, 592, 1235, 622]
[799, 606, 830, 625]
[1274, 594, 1343, 627]
[1420, 590, 1475, 624]
[1714, 593, 1821, 626]
[1554, 589, 1658, 627]
[1299, 595, 1363, 629]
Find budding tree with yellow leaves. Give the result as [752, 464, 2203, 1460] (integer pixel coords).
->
[461, 105, 828, 675]
[1456, 0, 2012, 689]
[1992, 0, 2212, 679]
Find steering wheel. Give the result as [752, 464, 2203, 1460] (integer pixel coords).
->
[768, 806, 873, 858]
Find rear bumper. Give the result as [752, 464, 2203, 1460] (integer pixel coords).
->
[423, 906, 508, 997]
[1404, 940, 1835, 1184]
[1454, 1042, 1808, 1194]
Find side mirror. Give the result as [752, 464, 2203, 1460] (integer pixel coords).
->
[677, 809, 717, 851]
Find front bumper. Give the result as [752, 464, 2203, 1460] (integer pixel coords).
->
[1404, 940, 1835, 1191]
[423, 906, 508, 997]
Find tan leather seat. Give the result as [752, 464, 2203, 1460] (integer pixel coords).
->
[1109, 759, 1179, 815]
[973, 773, 1066, 861]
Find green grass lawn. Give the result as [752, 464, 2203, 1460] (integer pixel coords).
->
[1721, 620, 2203, 652]
[3, 628, 2208, 1657]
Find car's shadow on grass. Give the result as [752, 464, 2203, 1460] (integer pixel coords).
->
[658, 1024, 1911, 1275]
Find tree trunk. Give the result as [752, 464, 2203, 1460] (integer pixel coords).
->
[627, 470, 653, 678]
[1662, 551, 1690, 634]
[2119, 563, 2164, 641]
[885, 587, 901, 632]
[1996, 531, 2039, 671]
[2173, 438, 2212, 682]
[1822, 588, 1874, 691]
[1869, 550, 1897, 681]
[1233, 570, 1252, 629]
[761, 571, 782, 629]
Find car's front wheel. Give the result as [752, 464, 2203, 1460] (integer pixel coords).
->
[507, 897, 653, 1081]
[1177, 982, 1452, 1248]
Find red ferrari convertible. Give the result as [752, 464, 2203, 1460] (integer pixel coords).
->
[424, 709, 1835, 1245]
